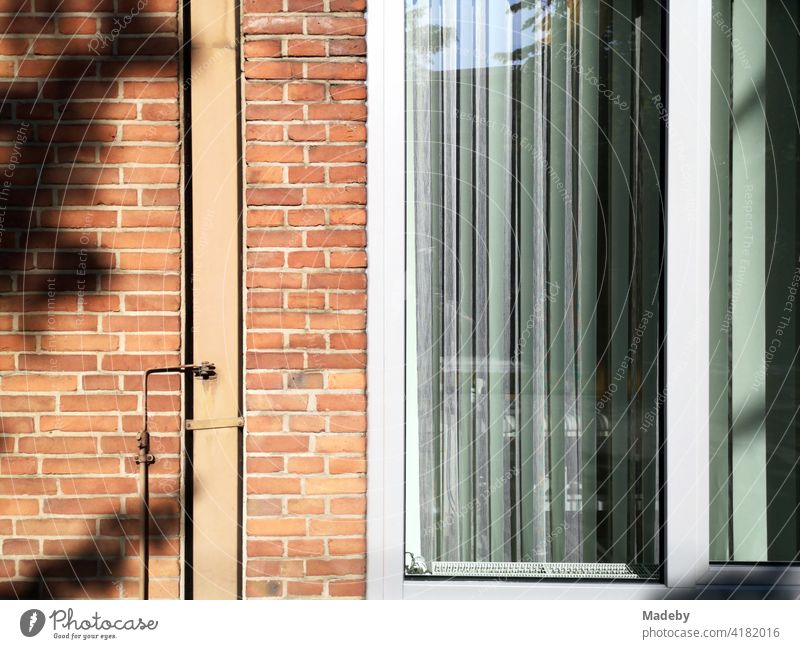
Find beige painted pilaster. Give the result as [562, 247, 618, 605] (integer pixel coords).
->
[188, 0, 241, 599]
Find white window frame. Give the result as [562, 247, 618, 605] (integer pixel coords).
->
[365, 0, 800, 599]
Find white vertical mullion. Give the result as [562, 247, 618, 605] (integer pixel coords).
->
[366, 0, 407, 600]
[665, 0, 711, 588]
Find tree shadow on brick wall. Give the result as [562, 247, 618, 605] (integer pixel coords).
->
[0, 4, 179, 326]
[0, 501, 177, 600]
[0, 3, 183, 599]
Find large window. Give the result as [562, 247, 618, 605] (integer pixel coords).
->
[404, 0, 666, 579]
[369, 0, 800, 598]
[710, 0, 800, 563]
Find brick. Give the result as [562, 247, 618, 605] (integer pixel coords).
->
[40, 416, 118, 433]
[247, 518, 306, 537]
[287, 39, 326, 57]
[0, 417, 35, 434]
[287, 457, 324, 473]
[309, 519, 365, 536]
[247, 560, 304, 578]
[316, 394, 366, 410]
[306, 62, 366, 80]
[327, 372, 365, 389]
[40, 335, 119, 352]
[248, 498, 283, 516]
[0, 457, 37, 474]
[307, 17, 365, 36]
[244, 16, 303, 35]
[247, 539, 284, 557]
[0, 499, 39, 516]
[306, 559, 365, 576]
[332, 499, 368, 517]
[287, 498, 324, 514]
[245, 61, 303, 80]
[253, 433, 312, 454]
[287, 539, 324, 556]
[328, 538, 366, 555]
[4, 538, 40, 555]
[0, 395, 56, 412]
[248, 477, 301, 494]
[248, 457, 285, 474]
[60, 478, 137, 495]
[287, 581, 324, 596]
[42, 538, 120, 557]
[314, 436, 364, 454]
[328, 458, 366, 474]
[16, 518, 96, 536]
[247, 145, 304, 162]
[60, 394, 138, 412]
[41, 458, 120, 474]
[328, 579, 365, 597]
[288, 82, 326, 101]
[246, 165, 285, 187]
[44, 498, 119, 515]
[305, 477, 366, 495]
[329, 38, 366, 57]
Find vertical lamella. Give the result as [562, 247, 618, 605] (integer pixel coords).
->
[577, 0, 600, 564]
[608, 0, 633, 563]
[708, 0, 733, 563]
[456, 0, 476, 562]
[530, 2, 551, 562]
[440, 0, 461, 561]
[486, 0, 514, 562]
[510, 0, 522, 563]
[518, 0, 548, 563]
[472, 0, 491, 563]
[635, 0, 663, 566]
[730, 0, 768, 561]
[547, 0, 568, 563]
[412, 0, 438, 562]
[562, 0, 582, 562]
[629, 6, 643, 562]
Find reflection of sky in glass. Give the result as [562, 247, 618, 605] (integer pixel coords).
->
[406, 0, 557, 72]
[407, 0, 626, 72]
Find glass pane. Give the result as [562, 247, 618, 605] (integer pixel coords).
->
[709, 0, 800, 563]
[405, 0, 666, 579]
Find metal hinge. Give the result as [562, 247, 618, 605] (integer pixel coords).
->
[185, 416, 244, 431]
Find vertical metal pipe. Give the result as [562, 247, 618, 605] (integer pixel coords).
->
[137, 364, 216, 599]
[137, 371, 152, 601]
[138, 445, 149, 600]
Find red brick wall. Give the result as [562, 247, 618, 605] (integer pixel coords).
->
[0, 0, 368, 600]
[242, 0, 368, 598]
[0, 0, 183, 598]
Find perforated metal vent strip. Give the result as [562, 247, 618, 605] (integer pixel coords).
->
[427, 561, 654, 579]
